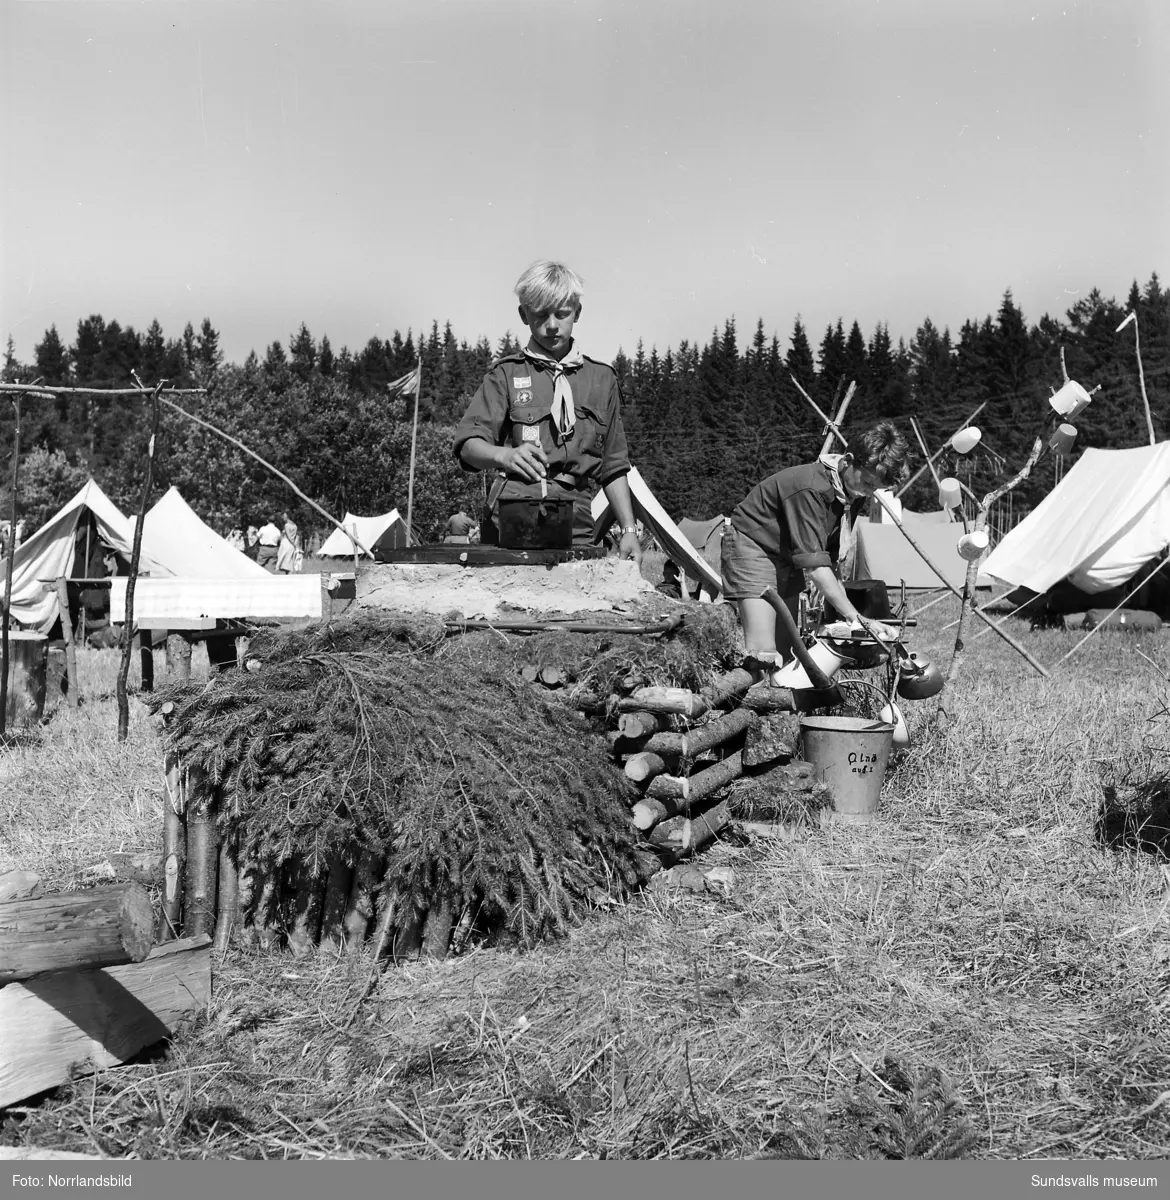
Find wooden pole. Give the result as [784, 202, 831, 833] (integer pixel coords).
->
[319, 854, 355, 947]
[117, 381, 162, 742]
[790, 373, 848, 449]
[1, 396, 21, 736]
[0, 883, 154, 983]
[343, 849, 383, 952]
[211, 832, 239, 956]
[1116, 311, 1156, 446]
[152, 393, 374, 558]
[181, 769, 218, 940]
[821, 381, 857, 456]
[405, 356, 422, 548]
[896, 402, 988, 498]
[137, 630, 155, 693]
[157, 752, 186, 942]
[55, 578, 79, 708]
[165, 633, 192, 681]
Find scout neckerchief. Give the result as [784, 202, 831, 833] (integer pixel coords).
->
[523, 338, 584, 445]
[818, 451, 856, 577]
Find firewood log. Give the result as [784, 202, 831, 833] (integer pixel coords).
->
[617, 710, 671, 740]
[0, 936, 210, 1109]
[646, 800, 733, 862]
[645, 814, 687, 851]
[646, 750, 745, 803]
[181, 769, 217, 940]
[538, 665, 566, 688]
[683, 799, 732, 854]
[0, 883, 154, 983]
[742, 713, 802, 767]
[343, 850, 383, 952]
[520, 664, 540, 684]
[212, 833, 239, 956]
[286, 857, 324, 957]
[632, 758, 816, 830]
[740, 683, 799, 713]
[624, 751, 673, 783]
[319, 854, 354, 948]
[422, 896, 455, 960]
[641, 708, 757, 760]
[618, 686, 709, 719]
[699, 668, 757, 708]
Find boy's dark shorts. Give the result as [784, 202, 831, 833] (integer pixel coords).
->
[720, 524, 803, 604]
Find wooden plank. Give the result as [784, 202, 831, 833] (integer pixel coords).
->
[376, 544, 606, 566]
[0, 936, 211, 1108]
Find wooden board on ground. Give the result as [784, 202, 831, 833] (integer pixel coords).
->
[375, 544, 607, 566]
[0, 935, 211, 1108]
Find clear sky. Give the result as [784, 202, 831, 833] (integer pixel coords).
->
[2, 0, 1167, 368]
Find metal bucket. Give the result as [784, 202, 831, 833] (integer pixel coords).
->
[800, 715, 895, 822]
[3, 631, 48, 730]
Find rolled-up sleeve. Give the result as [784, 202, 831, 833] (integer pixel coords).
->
[453, 367, 509, 469]
[598, 376, 631, 485]
[783, 489, 837, 570]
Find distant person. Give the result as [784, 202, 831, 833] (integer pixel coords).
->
[452, 259, 640, 562]
[244, 526, 261, 561]
[256, 517, 281, 571]
[276, 518, 302, 573]
[227, 527, 245, 552]
[721, 422, 908, 682]
[443, 510, 474, 544]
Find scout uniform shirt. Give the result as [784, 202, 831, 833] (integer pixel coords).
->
[730, 460, 866, 594]
[452, 346, 632, 543]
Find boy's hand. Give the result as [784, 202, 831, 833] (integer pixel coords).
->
[618, 530, 643, 566]
[500, 442, 548, 482]
[855, 617, 899, 642]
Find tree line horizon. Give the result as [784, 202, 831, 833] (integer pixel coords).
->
[1, 272, 1166, 544]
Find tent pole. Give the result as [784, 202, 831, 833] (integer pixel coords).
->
[820, 381, 856, 457]
[1115, 311, 1156, 446]
[873, 493, 1049, 677]
[1, 396, 21, 736]
[1056, 556, 1170, 667]
[117, 382, 163, 742]
[405, 353, 422, 548]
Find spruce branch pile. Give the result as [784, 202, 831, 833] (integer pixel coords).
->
[152, 614, 659, 948]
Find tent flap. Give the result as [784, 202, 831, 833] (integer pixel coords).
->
[981, 444, 1170, 594]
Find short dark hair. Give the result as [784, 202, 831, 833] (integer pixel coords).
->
[850, 421, 910, 485]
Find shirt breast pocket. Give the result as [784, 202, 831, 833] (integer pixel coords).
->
[574, 404, 605, 451]
[509, 401, 551, 447]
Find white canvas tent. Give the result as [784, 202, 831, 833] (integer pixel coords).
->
[2, 480, 171, 633]
[134, 487, 268, 580]
[981, 443, 1170, 594]
[319, 510, 408, 558]
[591, 467, 723, 596]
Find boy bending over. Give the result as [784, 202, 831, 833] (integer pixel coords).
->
[721, 422, 909, 677]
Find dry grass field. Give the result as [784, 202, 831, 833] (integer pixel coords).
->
[1, 592, 1168, 1161]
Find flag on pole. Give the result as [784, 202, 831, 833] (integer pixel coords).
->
[386, 366, 421, 398]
